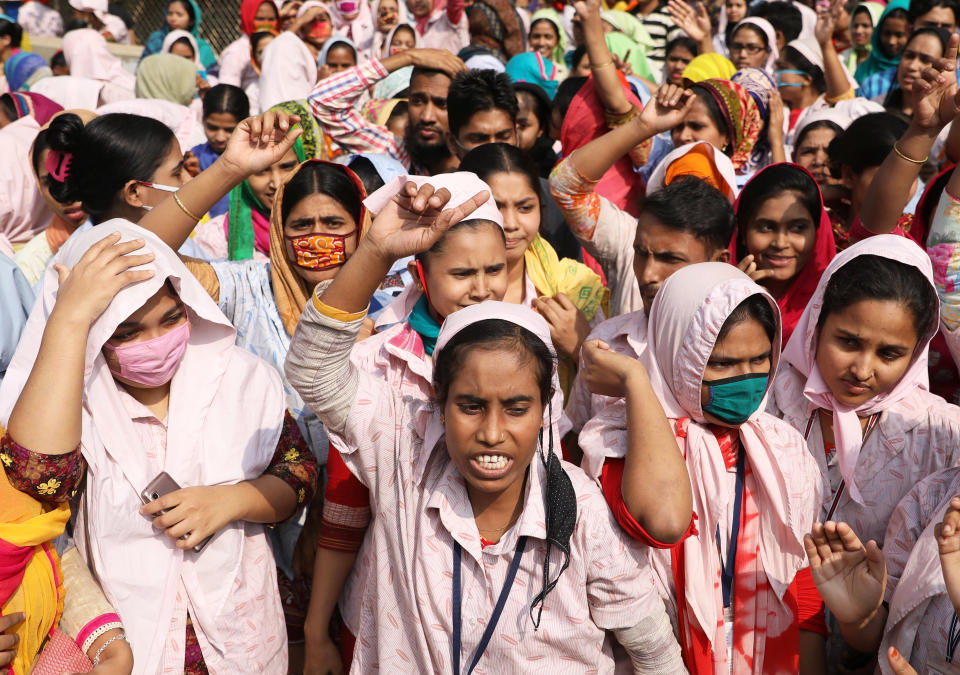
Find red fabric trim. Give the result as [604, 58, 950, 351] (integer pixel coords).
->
[600, 458, 696, 549]
[325, 442, 371, 509]
[792, 567, 827, 635]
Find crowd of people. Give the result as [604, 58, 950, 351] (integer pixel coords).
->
[6, 0, 960, 673]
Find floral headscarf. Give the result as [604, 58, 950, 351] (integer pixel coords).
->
[693, 78, 763, 173]
[731, 67, 777, 173]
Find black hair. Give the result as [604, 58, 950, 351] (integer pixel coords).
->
[818, 254, 938, 340]
[447, 69, 518, 138]
[883, 27, 951, 111]
[415, 218, 506, 269]
[459, 142, 543, 206]
[326, 41, 358, 63]
[908, 0, 960, 25]
[529, 17, 560, 41]
[666, 35, 699, 59]
[640, 176, 736, 252]
[571, 44, 588, 70]
[750, 1, 802, 42]
[250, 30, 275, 58]
[30, 128, 50, 176]
[45, 113, 177, 223]
[781, 44, 826, 93]
[828, 112, 908, 176]
[794, 119, 843, 153]
[168, 0, 196, 29]
[170, 36, 195, 58]
[387, 99, 408, 125]
[717, 293, 777, 344]
[0, 93, 17, 125]
[880, 7, 910, 31]
[50, 50, 67, 70]
[202, 83, 250, 121]
[553, 76, 587, 122]
[410, 64, 453, 86]
[346, 155, 386, 195]
[0, 17, 23, 49]
[735, 164, 821, 240]
[390, 23, 417, 45]
[732, 22, 771, 50]
[279, 162, 363, 227]
[433, 319, 554, 406]
[689, 85, 731, 146]
[515, 82, 551, 133]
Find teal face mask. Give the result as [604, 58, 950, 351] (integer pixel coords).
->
[776, 69, 807, 87]
[702, 372, 770, 425]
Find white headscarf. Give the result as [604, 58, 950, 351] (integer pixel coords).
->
[161, 28, 203, 69]
[61, 28, 136, 92]
[732, 17, 779, 75]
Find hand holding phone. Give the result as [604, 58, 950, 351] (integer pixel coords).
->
[140, 472, 214, 552]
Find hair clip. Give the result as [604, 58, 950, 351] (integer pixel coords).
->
[46, 149, 74, 182]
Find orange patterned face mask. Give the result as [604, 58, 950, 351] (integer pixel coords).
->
[287, 230, 356, 270]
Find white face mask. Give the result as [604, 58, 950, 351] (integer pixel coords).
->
[136, 180, 181, 211]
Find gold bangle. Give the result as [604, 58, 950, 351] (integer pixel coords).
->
[173, 192, 203, 221]
[590, 60, 614, 69]
[604, 104, 640, 127]
[893, 142, 928, 165]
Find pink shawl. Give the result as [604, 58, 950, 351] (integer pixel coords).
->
[778, 235, 939, 504]
[61, 28, 136, 93]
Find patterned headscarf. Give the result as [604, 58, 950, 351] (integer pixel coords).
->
[692, 78, 763, 173]
[731, 67, 777, 173]
[271, 99, 324, 161]
[467, 0, 525, 63]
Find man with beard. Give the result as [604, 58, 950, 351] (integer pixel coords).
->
[307, 46, 465, 175]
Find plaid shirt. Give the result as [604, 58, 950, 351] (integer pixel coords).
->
[307, 59, 411, 169]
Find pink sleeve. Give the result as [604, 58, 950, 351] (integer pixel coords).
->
[848, 214, 921, 246]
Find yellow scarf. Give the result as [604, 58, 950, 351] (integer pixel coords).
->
[0, 442, 69, 674]
[524, 235, 609, 397]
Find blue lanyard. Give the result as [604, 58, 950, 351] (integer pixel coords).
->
[715, 448, 745, 609]
[452, 536, 528, 675]
[948, 612, 960, 662]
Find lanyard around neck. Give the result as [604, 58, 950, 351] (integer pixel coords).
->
[452, 535, 528, 675]
[716, 446, 745, 609]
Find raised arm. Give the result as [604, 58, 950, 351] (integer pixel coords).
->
[6, 235, 153, 454]
[816, 0, 856, 102]
[667, 0, 714, 54]
[859, 34, 960, 234]
[138, 110, 302, 252]
[579, 340, 693, 544]
[575, 0, 633, 116]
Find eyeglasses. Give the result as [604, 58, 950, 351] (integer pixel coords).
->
[730, 42, 767, 55]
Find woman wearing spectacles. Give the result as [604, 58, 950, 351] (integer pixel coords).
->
[729, 17, 777, 75]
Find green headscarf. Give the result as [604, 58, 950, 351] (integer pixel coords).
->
[135, 53, 197, 105]
[227, 100, 322, 260]
[530, 9, 568, 68]
[854, 0, 908, 83]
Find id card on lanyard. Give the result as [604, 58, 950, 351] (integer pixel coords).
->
[803, 411, 880, 521]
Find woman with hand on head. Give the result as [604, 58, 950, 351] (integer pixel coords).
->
[285, 179, 686, 673]
[577, 262, 823, 673]
[0, 219, 317, 672]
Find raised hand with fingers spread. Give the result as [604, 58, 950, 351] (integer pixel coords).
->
[912, 32, 960, 132]
[666, 0, 713, 51]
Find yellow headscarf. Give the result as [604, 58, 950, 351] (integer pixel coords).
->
[0, 427, 69, 674]
[682, 53, 737, 83]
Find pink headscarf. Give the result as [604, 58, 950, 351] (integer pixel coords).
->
[732, 17, 778, 75]
[0, 220, 287, 668]
[778, 235, 939, 504]
[579, 262, 817, 667]
[61, 29, 136, 93]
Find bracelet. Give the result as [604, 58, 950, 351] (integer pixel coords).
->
[92, 631, 127, 667]
[605, 104, 641, 128]
[590, 59, 614, 69]
[174, 192, 203, 221]
[80, 618, 123, 654]
[893, 142, 928, 165]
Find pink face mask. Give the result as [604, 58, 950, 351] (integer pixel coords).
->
[336, 0, 360, 16]
[103, 320, 191, 387]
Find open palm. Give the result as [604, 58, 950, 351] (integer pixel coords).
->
[221, 109, 304, 178]
[365, 184, 491, 260]
[805, 521, 887, 626]
[913, 33, 960, 131]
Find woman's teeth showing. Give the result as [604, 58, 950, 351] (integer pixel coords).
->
[476, 454, 509, 470]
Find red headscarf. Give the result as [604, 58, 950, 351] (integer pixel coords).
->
[732, 163, 836, 345]
[240, 0, 280, 36]
[560, 73, 645, 217]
